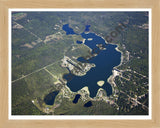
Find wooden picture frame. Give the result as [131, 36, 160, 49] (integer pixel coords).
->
[0, 0, 160, 127]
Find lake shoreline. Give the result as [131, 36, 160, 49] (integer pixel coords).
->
[107, 44, 123, 95]
[63, 24, 122, 98]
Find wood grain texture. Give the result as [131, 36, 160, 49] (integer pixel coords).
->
[0, 0, 160, 127]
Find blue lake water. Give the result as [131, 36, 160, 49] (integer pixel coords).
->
[76, 40, 83, 44]
[84, 25, 90, 31]
[62, 24, 121, 98]
[62, 24, 77, 35]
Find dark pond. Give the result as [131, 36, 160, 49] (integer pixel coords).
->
[85, 25, 91, 31]
[76, 40, 83, 44]
[62, 24, 77, 35]
[44, 91, 59, 105]
[72, 94, 81, 104]
[84, 101, 93, 107]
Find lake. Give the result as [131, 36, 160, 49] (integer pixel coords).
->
[84, 101, 93, 107]
[63, 24, 121, 98]
[62, 24, 77, 35]
[72, 94, 81, 104]
[44, 91, 59, 105]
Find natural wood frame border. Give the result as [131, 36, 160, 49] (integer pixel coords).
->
[0, 0, 160, 128]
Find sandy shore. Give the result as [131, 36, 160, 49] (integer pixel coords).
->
[115, 46, 123, 68]
[96, 88, 105, 97]
[54, 81, 61, 85]
[107, 70, 118, 89]
[81, 86, 90, 94]
[82, 39, 86, 44]
[106, 44, 124, 94]
[97, 80, 105, 86]
[88, 38, 93, 41]
[84, 32, 89, 34]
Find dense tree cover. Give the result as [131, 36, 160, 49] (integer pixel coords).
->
[54, 98, 118, 115]
[13, 12, 60, 39]
[12, 79, 45, 115]
[12, 70, 58, 115]
[12, 33, 74, 80]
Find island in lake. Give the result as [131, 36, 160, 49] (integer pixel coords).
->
[11, 11, 149, 116]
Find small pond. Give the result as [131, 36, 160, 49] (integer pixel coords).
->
[84, 101, 93, 107]
[44, 91, 59, 105]
[72, 94, 81, 104]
